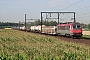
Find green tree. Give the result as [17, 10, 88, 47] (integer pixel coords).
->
[34, 19, 41, 25]
[0, 22, 19, 29]
[88, 23, 90, 29]
[81, 23, 88, 28]
[48, 21, 57, 26]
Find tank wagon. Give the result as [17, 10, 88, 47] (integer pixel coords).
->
[30, 25, 46, 33]
[20, 26, 25, 31]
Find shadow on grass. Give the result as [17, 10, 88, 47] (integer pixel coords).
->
[82, 37, 90, 40]
[82, 35, 90, 40]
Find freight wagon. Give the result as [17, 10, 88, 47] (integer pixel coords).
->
[42, 26, 56, 35]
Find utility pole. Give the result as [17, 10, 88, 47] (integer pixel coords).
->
[58, 13, 59, 24]
[25, 14, 26, 30]
[41, 12, 42, 34]
[74, 13, 76, 22]
[19, 21, 20, 30]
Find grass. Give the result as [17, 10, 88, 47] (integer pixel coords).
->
[82, 35, 90, 39]
[0, 29, 90, 60]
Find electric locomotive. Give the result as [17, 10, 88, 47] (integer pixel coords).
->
[56, 22, 83, 38]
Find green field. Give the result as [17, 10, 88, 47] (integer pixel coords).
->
[0, 29, 90, 60]
[82, 35, 90, 39]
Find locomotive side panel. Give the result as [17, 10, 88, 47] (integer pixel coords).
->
[57, 24, 72, 36]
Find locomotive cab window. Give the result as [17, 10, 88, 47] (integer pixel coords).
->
[66, 26, 70, 30]
[73, 24, 80, 30]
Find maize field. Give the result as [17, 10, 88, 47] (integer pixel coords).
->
[0, 29, 90, 60]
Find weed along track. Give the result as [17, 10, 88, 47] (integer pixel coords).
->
[0, 29, 90, 60]
[53, 36, 90, 46]
[29, 31, 90, 46]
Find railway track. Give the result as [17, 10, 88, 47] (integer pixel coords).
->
[52, 35, 90, 46]
[28, 31, 90, 46]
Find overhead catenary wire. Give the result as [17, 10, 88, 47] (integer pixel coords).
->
[61, 5, 90, 20]
[27, 0, 89, 24]
[58, 0, 90, 23]
[63, 12, 90, 20]
[61, 0, 85, 11]
[76, 14, 90, 18]
[58, 0, 86, 21]
[75, 5, 90, 11]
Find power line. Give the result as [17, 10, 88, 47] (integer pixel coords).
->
[75, 5, 90, 11]
[61, 0, 85, 10]
[77, 15, 90, 18]
[62, 5, 90, 19]
[76, 13, 90, 18]
[61, 12, 90, 20]
[73, 5, 90, 19]
[76, 11, 90, 18]
[63, 5, 90, 17]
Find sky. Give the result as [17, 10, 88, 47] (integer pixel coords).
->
[0, 0, 90, 24]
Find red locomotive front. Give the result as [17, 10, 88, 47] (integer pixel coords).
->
[71, 23, 83, 37]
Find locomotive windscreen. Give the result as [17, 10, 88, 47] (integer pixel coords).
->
[73, 23, 81, 30]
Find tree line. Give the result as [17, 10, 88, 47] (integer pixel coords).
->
[0, 22, 19, 29]
[27, 20, 90, 30]
[82, 23, 90, 30]
[27, 20, 57, 26]
[0, 21, 90, 30]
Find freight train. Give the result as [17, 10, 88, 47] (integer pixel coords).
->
[19, 22, 83, 38]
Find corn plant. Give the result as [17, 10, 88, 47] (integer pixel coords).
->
[0, 29, 90, 60]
